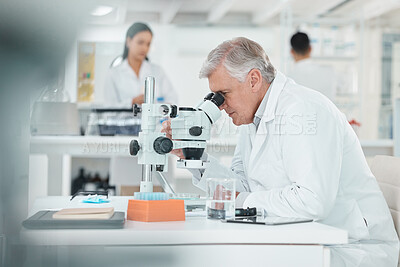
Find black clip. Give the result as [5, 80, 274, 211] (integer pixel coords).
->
[235, 207, 257, 217]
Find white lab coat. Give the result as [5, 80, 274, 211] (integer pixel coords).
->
[192, 72, 399, 266]
[287, 58, 337, 102]
[104, 59, 178, 107]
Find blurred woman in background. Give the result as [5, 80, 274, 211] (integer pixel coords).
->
[104, 22, 178, 107]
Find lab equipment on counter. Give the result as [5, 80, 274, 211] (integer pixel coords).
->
[127, 199, 185, 222]
[133, 192, 170, 200]
[81, 195, 110, 204]
[31, 84, 79, 135]
[129, 76, 224, 193]
[172, 193, 201, 200]
[85, 108, 141, 136]
[235, 207, 257, 217]
[70, 190, 109, 201]
[206, 178, 236, 220]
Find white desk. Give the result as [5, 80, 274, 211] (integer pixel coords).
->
[20, 197, 348, 267]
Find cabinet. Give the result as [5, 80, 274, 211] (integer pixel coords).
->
[380, 33, 400, 139]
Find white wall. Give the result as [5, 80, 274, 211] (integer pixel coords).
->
[159, 26, 280, 106]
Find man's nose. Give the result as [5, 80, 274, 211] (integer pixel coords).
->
[219, 102, 226, 111]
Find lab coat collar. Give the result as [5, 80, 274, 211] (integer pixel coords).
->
[296, 58, 312, 64]
[261, 71, 288, 124]
[120, 59, 152, 80]
[293, 58, 315, 68]
[248, 71, 288, 164]
[120, 60, 137, 79]
[253, 87, 270, 130]
[120, 59, 131, 72]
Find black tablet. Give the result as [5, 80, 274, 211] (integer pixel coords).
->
[22, 210, 125, 229]
[225, 217, 313, 225]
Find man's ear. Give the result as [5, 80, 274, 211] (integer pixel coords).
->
[307, 46, 312, 56]
[248, 69, 262, 92]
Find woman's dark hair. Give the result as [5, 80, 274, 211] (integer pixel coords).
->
[122, 22, 153, 60]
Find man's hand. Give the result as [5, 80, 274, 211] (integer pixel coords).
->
[161, 120, 184, 159]
[132, 94, 144, 105]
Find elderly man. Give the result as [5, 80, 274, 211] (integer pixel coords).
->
[163, 37, 398, 266]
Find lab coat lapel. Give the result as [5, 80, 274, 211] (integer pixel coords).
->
[248, 118, 268, 168]
[122, 60, 138, 79]
[248, 72, 288, 168]
[139, 60, 151, 80]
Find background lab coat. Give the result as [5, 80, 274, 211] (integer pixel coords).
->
[104, 59, 178, 107]
[287, 58, 337, 102]
[191, 72, 399, 266]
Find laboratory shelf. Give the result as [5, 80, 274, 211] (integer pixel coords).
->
[30, 136, 393, 157]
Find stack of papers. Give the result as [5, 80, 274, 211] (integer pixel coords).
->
[52, 207, 114, 220]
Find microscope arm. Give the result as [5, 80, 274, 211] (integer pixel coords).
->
[155, 172, 176, 195]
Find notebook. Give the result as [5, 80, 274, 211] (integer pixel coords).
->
[52, 207, 114, 220]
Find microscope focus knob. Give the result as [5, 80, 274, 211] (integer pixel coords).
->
[129, 140, 140, 156]
[189, 126, 202, 136]
[154, 137, 173, 154]
[133, 104, 142, 116]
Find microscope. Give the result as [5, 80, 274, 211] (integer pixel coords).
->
[129, 76, 224, 193]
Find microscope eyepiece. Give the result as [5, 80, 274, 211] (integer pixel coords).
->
[203, 92, 214, 101]
[170, 105, 178, 118]
[210, 92, 224, 107]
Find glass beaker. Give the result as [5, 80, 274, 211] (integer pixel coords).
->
[206, 178, 235, 220]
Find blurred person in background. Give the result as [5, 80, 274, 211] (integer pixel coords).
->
[104, 22, 178, 107]
[287, 31, 337, 102]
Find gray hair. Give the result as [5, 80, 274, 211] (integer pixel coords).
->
[199, 37, 276, 83]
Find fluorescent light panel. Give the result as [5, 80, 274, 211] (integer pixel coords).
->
[91, 5, 114, 16]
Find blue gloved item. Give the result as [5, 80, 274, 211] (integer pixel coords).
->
[82, 194, 110, 204]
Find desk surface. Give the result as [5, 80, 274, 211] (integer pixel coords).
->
[21, 197, 348, 246]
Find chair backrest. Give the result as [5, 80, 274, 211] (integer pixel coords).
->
[370, 155, 400, 238]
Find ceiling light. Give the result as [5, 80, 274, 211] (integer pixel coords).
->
[91, 6, 114, 16]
